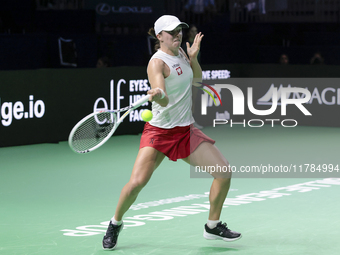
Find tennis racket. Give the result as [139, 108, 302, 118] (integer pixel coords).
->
[68, 95, 150, 154]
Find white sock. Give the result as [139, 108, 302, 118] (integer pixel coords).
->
[207, 220, 220, 229]
[111, 216, 122, 226]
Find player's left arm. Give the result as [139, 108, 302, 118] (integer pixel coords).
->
[182, 32, 204, 87]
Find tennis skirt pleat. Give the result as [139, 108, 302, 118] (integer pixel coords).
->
[139, 122, 215, 161]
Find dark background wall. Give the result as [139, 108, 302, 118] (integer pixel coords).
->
[1, 0, 340, 70]
[1, 64, 340, 147]
[1, 0, 340, 147]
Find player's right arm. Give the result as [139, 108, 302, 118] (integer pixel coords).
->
[147, 58, 169, 107]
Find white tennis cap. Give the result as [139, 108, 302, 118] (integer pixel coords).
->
[154, 15, 189, 35]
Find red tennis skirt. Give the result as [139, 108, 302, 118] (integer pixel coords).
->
[139, 122, 215, 161]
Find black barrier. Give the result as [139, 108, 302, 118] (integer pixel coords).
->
[1, 64, 340, 147]
[0, 67, 151, 147]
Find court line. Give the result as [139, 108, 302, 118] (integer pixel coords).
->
[61, 178, 340, 237]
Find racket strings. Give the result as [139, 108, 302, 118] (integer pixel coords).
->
[71, 112, 116, 152]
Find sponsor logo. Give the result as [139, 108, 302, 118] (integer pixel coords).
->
[0, 95, 45, 127]
[94, 79, 150, 123]
[202, 70, 231, 80]
[96, 4, 152, 15]
[198, 82, 222, 107]
[96, 3, 110, 15]
[259, 84, 340, 106]
[176, 67, 183, 75]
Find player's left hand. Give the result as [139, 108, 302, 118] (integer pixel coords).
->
[186, 32, 204, 60]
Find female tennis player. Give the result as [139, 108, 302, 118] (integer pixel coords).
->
[103, 15, 241, 250]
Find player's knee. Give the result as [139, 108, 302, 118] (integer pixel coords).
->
[127, 178, 148, 196]
[215, 171, 232, 180]
[215, 176, 231, 187]
[210, 162, 232, 179]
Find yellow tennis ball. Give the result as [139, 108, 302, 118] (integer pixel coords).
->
[141, 110, 153, 122]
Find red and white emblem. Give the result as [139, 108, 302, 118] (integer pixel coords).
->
[176, 67, 183, 75]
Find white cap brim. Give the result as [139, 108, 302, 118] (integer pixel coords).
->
[154, 15, 189, 35]
[161, 22, 189, 33]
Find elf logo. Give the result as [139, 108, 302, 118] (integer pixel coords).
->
[0, 95, 45, 127]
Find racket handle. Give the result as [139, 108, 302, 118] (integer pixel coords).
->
[132, 94, 151, 109]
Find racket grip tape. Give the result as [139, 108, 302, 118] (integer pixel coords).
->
[132, 95, 151, 109]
